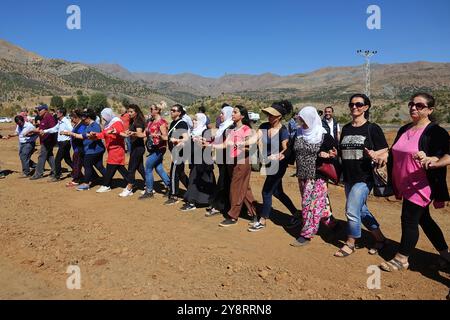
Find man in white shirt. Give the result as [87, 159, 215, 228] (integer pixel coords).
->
[4, 115, 38, 177]
[322, 106, 341, 142]
[42, 108, 74, 182]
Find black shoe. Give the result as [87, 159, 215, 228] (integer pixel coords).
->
[163, 189, 170, 198]
[139, 191, 155, 200]
[49, 176, 61, 182]
[180, 203, 197, 212]
[164, 197, 179, 206]
[30, 175, 44, 181]
[219, 218, 238, 227]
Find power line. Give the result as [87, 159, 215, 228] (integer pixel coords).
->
[356, 50, 377, 98]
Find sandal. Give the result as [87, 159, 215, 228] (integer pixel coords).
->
[369, 239, 389, 255]
[334, 244, 356, 258]
[379, 258, 409, 272]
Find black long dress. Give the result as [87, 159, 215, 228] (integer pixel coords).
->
[184, 130, 216, 206]
[209, 130, 231, 213]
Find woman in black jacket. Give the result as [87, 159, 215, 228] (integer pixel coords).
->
[380, 92, 450, 272]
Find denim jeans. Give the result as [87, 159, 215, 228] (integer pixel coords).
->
[345, 182, 380, 238]
[145, 151, 170, 192]
[261, 162, 297, 218]
[19, 142, 35, 175]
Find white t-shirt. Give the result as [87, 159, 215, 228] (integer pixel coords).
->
[16, 122, 37, 144]
[325, 118, 341, 139]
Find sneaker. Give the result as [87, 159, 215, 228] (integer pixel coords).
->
[29, 175, 44, 181]
[164, 197, 179, 206]
[0, 173, 5, 179]
[205, 208, 221, 217]
[248, 216, 259, 227]
[76, 184, 90, 191]
[140, 189, 156, 195]
[180, 203, 197, 212]
[19, 173, 31, 179]
[119, 188, 134, 198]
[139, 192, 155, 200]
[248, 222, 266, 232]
[49, 176, 61, 183]
[163, 189, 170, 198]
[66, 181, 79, 187]
[219, 219, 238, 227]
[96, 186, 111, 193]
[290, 237, 311, 247]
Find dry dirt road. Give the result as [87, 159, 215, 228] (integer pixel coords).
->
[0, 123, 448, 300]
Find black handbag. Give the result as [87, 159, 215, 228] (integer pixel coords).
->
[367, 123, 394, 197]
[372, 163, 394, 197]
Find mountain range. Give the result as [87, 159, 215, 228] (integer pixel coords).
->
[1, 38, 450, 122]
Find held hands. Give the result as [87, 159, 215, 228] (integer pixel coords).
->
[414, 151, 439, 170]
[319, 147, 338, 159]
[87, 132, 97, 140]
[365, 148, 388, 167]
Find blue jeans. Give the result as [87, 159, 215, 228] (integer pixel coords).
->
[261, 162, 297, 218]
[345, 182, 380, 238]
[145, 151, 170, 192]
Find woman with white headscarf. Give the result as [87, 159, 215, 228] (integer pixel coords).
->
[204, 105, 234, 216]
[88, 108, 129, 193]
[181, 113, 216, 211]
[290, 106, 339, 247]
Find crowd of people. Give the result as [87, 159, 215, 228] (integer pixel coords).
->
[1, 93, 449, 277]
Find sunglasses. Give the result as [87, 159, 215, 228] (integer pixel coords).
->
[348, 102, 366, 109]
[408, 102, 428, 110]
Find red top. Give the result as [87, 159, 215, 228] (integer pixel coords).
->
[39, 112, 57, 144]
[147, 118, 168, 152]
[120, 113, 131, 131]
[96, 121, 126, 165]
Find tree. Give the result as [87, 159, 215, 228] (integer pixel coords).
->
[64, 97, 77, 110]
[76, 90, 83, 96]
[77, 95, 89, 109]
[50, 96, 64, 109]
[89, 93, 109, 113]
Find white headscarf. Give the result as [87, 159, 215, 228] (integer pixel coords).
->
[297, 106, 326, 144]
[192, 113, 207, 137]
[101, 108, 122, 129]
[215, 106, 234, 139]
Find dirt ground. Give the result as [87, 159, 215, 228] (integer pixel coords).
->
[0, 123, 448, 300]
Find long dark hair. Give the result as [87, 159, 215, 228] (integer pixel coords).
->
[234, 105, 251, 128]
[128, 104, 146, 126]
[349, 93, 371, 120]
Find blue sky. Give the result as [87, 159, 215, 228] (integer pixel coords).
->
[1, 0, 449, 77]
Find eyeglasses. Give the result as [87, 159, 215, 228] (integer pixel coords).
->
[408, 102, 428, 110]
[170, 109, 179, 113]
[348, 102, 366, 109]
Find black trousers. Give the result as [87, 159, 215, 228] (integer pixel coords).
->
[103, 164, 129, 187]
[127, 146, 145, 186]
[399, 199, 448, 256]
[169, 162, 188, 197]
[55, 140, 73, 178]
[83, 153, 106, 184]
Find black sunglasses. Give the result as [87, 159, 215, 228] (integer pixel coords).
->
[348, 102, 366, 109]
[408, 102, 428, 110]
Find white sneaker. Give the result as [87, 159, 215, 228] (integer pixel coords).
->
[140, 189, 156, 195]
[96, 186, 111, 193]
[119, 188, 134, 198]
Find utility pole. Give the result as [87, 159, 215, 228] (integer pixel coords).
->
[357, 50, 377, 98]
